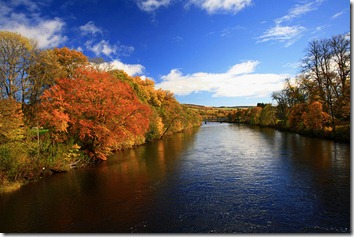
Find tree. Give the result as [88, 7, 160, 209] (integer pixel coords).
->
[25, 47, 88, 123]
[0, 31, 38, 105]
[0, 99, 25, 143]
[287, 103, 307, 131]
[271, 78, 306, 124]
[301, 33, 351, 133]
[39, 67, 151, 160]
[159, 90, 185, 136]
[259, 104, 276, 126]
[50, 47, 88, 78]
[330, 34, 350, 99]
[330, 34, 350, 121]
[302, 102, 329, 132]
[249, 106, 262, 125]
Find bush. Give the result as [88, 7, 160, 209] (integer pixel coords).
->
[0, 142, 29, 182]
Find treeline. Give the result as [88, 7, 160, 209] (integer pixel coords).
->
[0, 31, 202, 191]
[193, 33, 350, 142]
[235, 33, 350, 141]
[185, 105, 235, 121]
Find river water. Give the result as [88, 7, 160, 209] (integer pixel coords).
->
[0, 123, 350, 233]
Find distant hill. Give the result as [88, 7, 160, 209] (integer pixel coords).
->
[183, 104, 254, 109]
[183, 103, 255, 121]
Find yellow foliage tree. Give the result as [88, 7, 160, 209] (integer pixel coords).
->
[0, 99, 25, 143]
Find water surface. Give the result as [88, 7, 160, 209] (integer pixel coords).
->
[0, 123, 350, 233]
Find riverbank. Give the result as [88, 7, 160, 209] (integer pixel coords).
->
[229, 121, 350, 143]
[0, 126, 200, 194]
[186, 104, 350, 144]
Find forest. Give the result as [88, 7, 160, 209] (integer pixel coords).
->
[0, 31, 202, 192]
[190, 33, 350, 142]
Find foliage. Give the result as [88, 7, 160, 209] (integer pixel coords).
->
[39, 67, 152, 160]
[24, 47, 89, 124]
[110, 70, 202, 139]
[300, 33, 350, 133]
[302, 102, 330, 132]
[0, 98, 25, 143]
[0, 31, 38, 105]
[268, 33, 350, 140]
[259, 104, 276, 126]
[287, 103, 307, 131]
[0, 31, 202, 191]
[51, 47, 88, 78]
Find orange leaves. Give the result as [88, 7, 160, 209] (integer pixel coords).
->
[39, 67, 151, 160]
[302, 102, 329, 131]
[287, 102, 330, 132]
[52, 47, 88, 68]
[287, 103, 307, 131]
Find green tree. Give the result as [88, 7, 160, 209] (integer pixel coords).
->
[259, 104, 276, 126]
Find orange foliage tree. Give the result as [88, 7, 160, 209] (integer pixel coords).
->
[39, 67, 151, 160]
[51, 47, 88, 78]
[287, 103, 307, 131]
[302, 101, 330, 132]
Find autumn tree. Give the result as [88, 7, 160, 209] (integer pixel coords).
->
[109, 70, 201, 139]
[25, 47, 88, 123]
[25, 50, 61, 122]
[0, 31, 38, 105]
[158, 90, 184, 136]
[50, 47, 88, 78]
[287, 103, 307, 131]
[0, 99, 25, 143]
[301, 33, 350, 133]
[272, 78, 306, 125]
[39, 67, 151, 160]
[247, 106, 262, 125]
[259, 104, 277, 126]
[302, 102, 330, 132]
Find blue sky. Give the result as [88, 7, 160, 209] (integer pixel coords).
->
[0, 0, 350, 106]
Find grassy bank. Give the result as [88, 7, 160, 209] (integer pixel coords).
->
[0, 132, 92, 194]
[0, 123, 202, 194]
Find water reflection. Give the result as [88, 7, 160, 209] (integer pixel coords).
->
[0, 123, 350, 233]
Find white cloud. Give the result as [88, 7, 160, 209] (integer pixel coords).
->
[187, 0, 252, 14]
[258, 0, 322, 47]
[85, 40, 135, 58]
[136, 0, 171, 12]
[155, 61, 289, 98]
[118, 45, 135, 56]
[282, 61, 302, 69]
[87, 40, 116, 56]
[98, 60, 145, 76]
[80, 22, 134, 58]
[257, 25, 306, 47]
[0, 1, 67, 48]
[275, 0, 323, 24]
[79, 21, 103, 36]
[331, 10, 346, 19]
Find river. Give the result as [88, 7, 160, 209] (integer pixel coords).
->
[0, 123, 350, 233]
